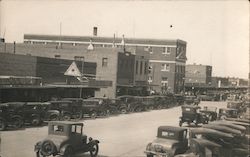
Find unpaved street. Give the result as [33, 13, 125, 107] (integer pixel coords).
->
[0, 101, 226, 157]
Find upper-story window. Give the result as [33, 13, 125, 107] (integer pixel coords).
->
[161, 77, 168, 87]
[148, 76, 153, 83]
[161, 63, 170, 71]
[102, 58, 108, 67]
[163, 47, 171, 54]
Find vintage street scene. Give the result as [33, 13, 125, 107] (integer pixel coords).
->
[0, 0, 249, 157]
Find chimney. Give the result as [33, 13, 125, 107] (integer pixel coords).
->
[93, 27, 98, 36]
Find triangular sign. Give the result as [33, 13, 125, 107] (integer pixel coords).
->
[64, 61, 82, 77]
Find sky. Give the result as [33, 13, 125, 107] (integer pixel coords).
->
[0, 0, 249, 79]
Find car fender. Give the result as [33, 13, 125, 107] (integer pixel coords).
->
[88, 139, 100, 147]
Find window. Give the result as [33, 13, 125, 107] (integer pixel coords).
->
[148, 76, 153, 83]
[140, 61, 143, 74]
[163, 47, 171, 54]
[102, 58, 108, 67]
[144, 62, 148, 74]
[71, 125, 82, 134]
[136, 61, 138, 74]
[53, 125, 64, 133]
[161, 64, 170, 71]
[161, 77, 168, 87]
[74, 56, 84, 61]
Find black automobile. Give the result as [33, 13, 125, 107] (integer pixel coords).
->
[218, 108, 238, 120]
[200, 106, 217, 121]
[0, 102, 24, 130]
[46, 100, 82, 121]
[179, 105, 209, 126]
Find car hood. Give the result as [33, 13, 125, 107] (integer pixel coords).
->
[152, 138, 179, 149]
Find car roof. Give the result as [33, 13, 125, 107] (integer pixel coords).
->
[219, 108, 237, 111]
[210, 121, 246, 132]
[0, 102, 25, 106]
[190, 128, 233, 138]
[26, 102, 50, 105]
[203, 124, 242, 135]
[158, 126, 187, 132]
[48, 100, 72, 103]
[48, 121, 84, 126]
[182, 105, 201, 109]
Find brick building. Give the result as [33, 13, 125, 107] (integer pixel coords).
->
[0, 42, 146, 98]
[21, 33, 187, 94]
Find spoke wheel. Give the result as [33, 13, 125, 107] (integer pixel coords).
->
[90, 143, 99, 157]
[11, 116, 23, 129]
[32, 117, 41, 126]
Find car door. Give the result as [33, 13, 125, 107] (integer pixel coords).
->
[69, 124, 83, 150]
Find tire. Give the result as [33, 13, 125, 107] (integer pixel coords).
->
[72, 112, 82, 120]
[147, 155, 153, 157]
[90, 112, 97, 119]
[31, 116, 41, 126]
[157, 105, 163, 110]
[120, 108, 127, 114]
[63, 146, 73, 157]
[11, 116, 23, 129]
[40, 140, 56, 156]
[62, 114, 71, 121]
[90, 143, 99, 157]
[0, 118, 6, 131]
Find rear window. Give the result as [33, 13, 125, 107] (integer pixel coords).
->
[159, 131, 176, 139]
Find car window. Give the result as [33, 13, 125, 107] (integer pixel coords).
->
[53, 125, 64, 132]
[71, 125, 82, 134]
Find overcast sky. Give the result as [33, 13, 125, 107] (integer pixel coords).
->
[0, 0, 249, 78]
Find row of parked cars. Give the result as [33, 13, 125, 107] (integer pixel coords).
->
[0, 94, 191, 131]
[145, 117, 250, 157]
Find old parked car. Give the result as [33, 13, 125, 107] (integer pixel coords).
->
[46, 101, 82, 121]
[179, 105, 209, 126]
[184, 96, 200, 105]
[218, 108, 238, 119]
[0, 102, 24, 130]
[200, 106, 217, 121]
[34, 121, 99, 157]
[145, 126, 188, 157]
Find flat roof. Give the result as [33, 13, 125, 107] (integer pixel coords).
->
[24, 34, 186, 46]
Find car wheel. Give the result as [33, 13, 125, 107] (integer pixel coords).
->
[62, 114, 71, 121]
[0, 119, 6, 131]
[120, 108, 127, 114]
[49, 114, 59, 121]
[90, 143, 99, 157]
[31, 116, 41, 126]
[11, 116, 23, 129]
[91, 112, 97, 119]
[147, 154, 153, 157]
[73, 112, 82, 120]
[157, 105, 163, 110]
[40, 140, 56, 156]
[63, 146, 73, 157]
